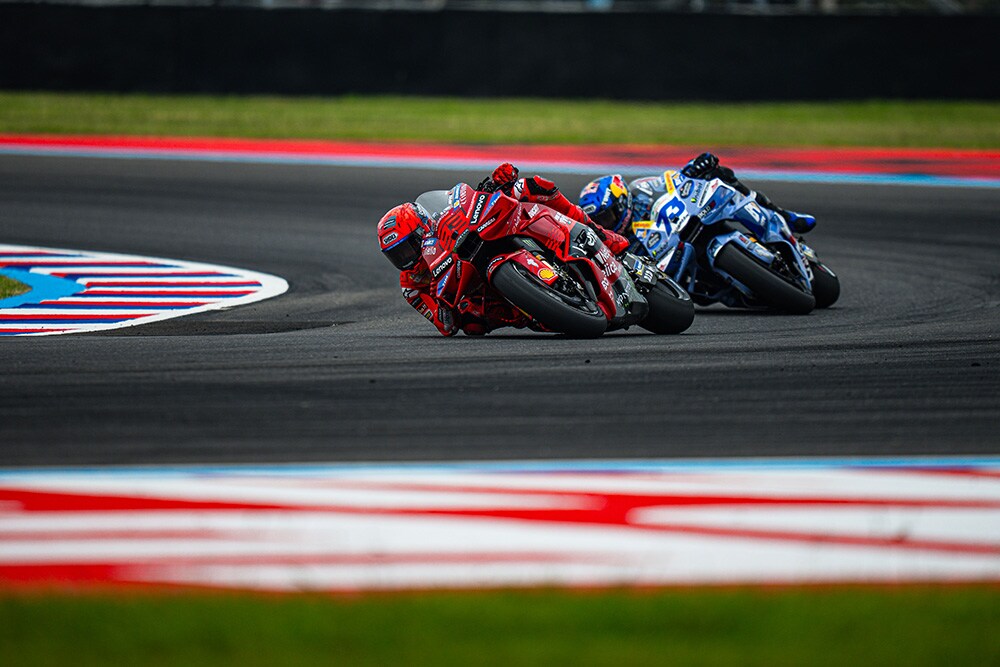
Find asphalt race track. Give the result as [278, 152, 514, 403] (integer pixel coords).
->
[1, 154, 997, 467]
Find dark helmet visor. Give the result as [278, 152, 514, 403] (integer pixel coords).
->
[592, 197, 628, 231]
[383, 232, 423, 271]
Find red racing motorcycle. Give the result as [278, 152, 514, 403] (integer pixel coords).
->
[415, 183, 694, 338]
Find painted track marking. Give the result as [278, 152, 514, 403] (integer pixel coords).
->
[2, 136, 998, 188]
[1, 458, 997, 590]
[0, 245, 288, 336]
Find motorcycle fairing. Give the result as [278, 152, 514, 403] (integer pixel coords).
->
[509, 209, 645, 324]
[419, 182, 653, 330]
[566, 223, 648, 326]
[636, 173, 815, 300]
[748, 206, 813, 289]
[487, 248, 560, 287]
[690, 180, 813, 290]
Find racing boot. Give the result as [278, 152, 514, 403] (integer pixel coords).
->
[754, 189, 816, 235]
[781, 210, 817, 235]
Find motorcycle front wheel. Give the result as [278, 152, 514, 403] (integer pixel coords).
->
[809, 259, 840, 309]
[491, 261, 607, 338]
[639, 277, 695, 334]
[714, 244, 815, 315]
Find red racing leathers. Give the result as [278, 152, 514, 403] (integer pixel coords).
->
[498, 169, 631, 256]
[399, 224, 530, 337]
[399, 171, 630, 336]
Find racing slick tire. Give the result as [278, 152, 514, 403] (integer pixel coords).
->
[491, 261, 607, 338]
[714, 243, 815, 315]
[639, 277, 695, 334]
[809, 259, 840, 309]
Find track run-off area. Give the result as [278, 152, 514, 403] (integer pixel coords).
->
[0, 138, 997, 589]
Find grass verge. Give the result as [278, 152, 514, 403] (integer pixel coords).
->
[0, 274, 29, 300]
[1, 586, 998, 666]
[1, 92, 998, 148]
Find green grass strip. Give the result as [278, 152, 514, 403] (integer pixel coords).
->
[0, 274, 29, 300]
[1, 92, 998, 148]
[2, 586, 998, 666]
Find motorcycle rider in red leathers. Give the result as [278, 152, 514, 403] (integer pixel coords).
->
[377, 163, 631, 336]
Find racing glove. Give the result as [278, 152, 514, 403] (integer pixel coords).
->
[523, 175, 559, 197]
[682, 152, 720, 180]
[491, 162, 520, 194]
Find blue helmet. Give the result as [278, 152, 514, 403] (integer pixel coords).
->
[578, 174, 632, 234]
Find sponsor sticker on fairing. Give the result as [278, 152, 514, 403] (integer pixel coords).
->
[436, 270, 451, 295]
[744, 202, 765, 224]
[431, 254, 454, 278]
[486, 255, 506, 276]
[469, 193, 489, 227]
[448, 185, 462, 209]
[698, 182, 720, 207]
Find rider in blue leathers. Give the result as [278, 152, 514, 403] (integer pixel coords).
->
[579, 152, 817, 257]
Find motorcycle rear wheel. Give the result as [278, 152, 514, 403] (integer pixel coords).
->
[639, 278, 695, 334]
[491, 262, 607, 338]
[809, 259, 840, 309]
[714, 244, 815, 315]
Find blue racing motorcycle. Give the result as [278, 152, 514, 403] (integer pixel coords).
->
[631, 171, 839, 314]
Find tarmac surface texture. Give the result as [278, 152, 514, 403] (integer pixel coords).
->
[1, 155, 997, 466]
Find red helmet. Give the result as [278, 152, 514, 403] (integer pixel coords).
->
[377, 203, 429, 271]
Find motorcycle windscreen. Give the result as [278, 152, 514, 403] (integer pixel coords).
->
[415, 190, 451, 220]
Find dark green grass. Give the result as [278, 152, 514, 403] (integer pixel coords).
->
[2, 586, 998, 666]
[0, 274, 28, 299]
[2, 92, 998, 148]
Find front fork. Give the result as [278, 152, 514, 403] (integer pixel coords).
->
[652, 224, 776, 298]
[734, 202, 815, 288]
[567, 223, 648, 327]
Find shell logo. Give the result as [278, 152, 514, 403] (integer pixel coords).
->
[538, 268, 556, 281]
